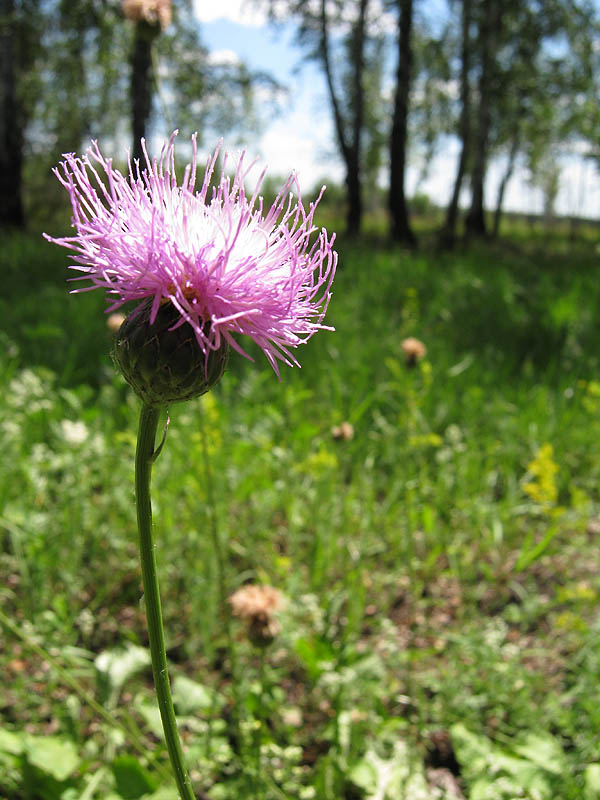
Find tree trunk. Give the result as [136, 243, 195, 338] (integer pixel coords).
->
[131, 21, 159, 163]
[346, 160, 362, 236]
[464, 0, 501, 239]
[492, 129, 519, 238]
[389, 0, 416, 246]
[0, 0, 25, 227]
[319, 0, 368, 237]
[439, 0, 471, 249]
[346, 0, 368, 236]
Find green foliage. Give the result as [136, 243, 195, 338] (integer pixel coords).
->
[350, 739, 429, 799]
[15, 0, 281, 228]
[0, 730, 81, 798]
[95, 643, 151, 709]
[450, 723, 589, 799]
[2, 228, 600, 798]
[112, 756, 158, 798]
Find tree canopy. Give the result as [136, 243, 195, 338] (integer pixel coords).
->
[2, 0, 598, 235]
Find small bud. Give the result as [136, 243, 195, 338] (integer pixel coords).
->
[113, 300, 229, 407]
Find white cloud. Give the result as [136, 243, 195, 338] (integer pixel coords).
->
[192, 0, 269, 26]
[207, 48, 241, 66]
[194, 0, 393, 34]
[257, 119, 344, 190]
[247, 76, 344, 190]
[183, 13, 600, 218]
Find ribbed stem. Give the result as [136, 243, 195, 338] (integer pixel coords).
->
[136, 403, 195, 800]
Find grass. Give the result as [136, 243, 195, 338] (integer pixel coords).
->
[1, 222, 600, 799]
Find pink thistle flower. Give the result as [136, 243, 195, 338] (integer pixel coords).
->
[45, 132, 337, 378]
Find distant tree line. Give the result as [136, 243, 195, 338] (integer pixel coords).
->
[0, 0, 280, 228]
[1, 0, 598, 244]
[267, 0, 599, 243]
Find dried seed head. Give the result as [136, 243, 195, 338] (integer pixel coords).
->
[122, 0, 171, 28]
[229, 584, 284, 646]
[401, 337, 427, 367]
[331, 421, 354, 441]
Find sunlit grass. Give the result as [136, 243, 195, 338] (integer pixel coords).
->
[1, 226, 600, 798]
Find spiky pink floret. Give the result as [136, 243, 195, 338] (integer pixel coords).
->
[45, 132, 337, 376]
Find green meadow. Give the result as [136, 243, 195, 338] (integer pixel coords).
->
[2, 222, 600, 799]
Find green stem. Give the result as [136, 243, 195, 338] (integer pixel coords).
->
[136, 403, 195, 800]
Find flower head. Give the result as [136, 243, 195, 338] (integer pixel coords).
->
[45, 133, 337, 379]
[122, 0, 172, 28]
[229, 584, 284, 645]
[331, 421, 354, 441]
[401, 336, 427, 366]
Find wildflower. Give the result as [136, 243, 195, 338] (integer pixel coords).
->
[45, 133, 337, 394]
[523, 443, 559, 506]
[60, 419, 89, 445]
[281, 707, 303, 727]
[401, 336, 427, 367]
[587, 519, 600, 536]
[331, 421, 354, 441]
[229, 584, 284, 645]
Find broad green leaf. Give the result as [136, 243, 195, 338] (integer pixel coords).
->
[95, 643, 150, 706]
[0, 727, 24, 755]
[452, 724, 553, 799]
[514, 732, 566, 775]
[349, 757, 378, 794]
[24, 734, 80, 781]
[112, 754, 157, 799]
[172, 675, 219, 715]
[450, 723, 494, 778]
[499, 756, 551, 798]
[349, 741, 428, 799]
[134, 698, 165, 739]
[584, 764, 600, 799]
[471, 776, 508, 800]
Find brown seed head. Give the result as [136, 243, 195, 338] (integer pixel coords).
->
[401, 337, 427, 366]
[229, 584, 284, 645]
[331, 421, 354, 441]
[122, 0, 172, 28]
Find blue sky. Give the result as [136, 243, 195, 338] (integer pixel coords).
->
[201, 18, 300, 75]
[195, 3, 599, 218]
[198, 9, 343, 190]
